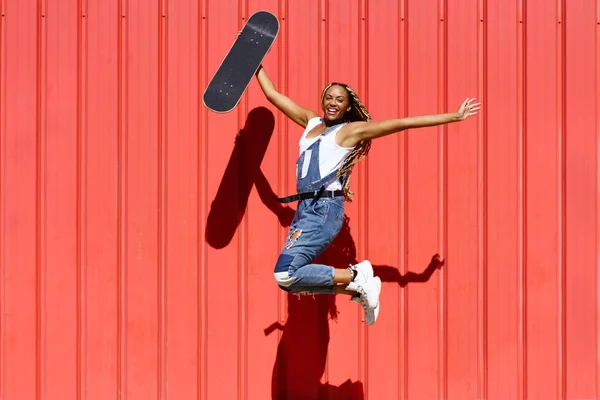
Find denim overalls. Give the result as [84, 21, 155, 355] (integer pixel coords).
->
[273, 123, 347, 294]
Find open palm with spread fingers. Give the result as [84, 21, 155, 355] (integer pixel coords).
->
[456, 98, 481, 120]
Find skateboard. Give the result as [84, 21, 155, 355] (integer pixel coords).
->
[203, 11, 280, 113]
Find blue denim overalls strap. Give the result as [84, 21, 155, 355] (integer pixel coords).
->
[295, 122, 348, 194]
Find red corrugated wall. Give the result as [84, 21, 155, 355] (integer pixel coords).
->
[1, 0, 599, 399]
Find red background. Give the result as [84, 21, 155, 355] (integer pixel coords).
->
[1, 0, 599, 399]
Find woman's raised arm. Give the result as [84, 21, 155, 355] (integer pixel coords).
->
[339, 98, 481, 147]
[255, 66, 318, 128]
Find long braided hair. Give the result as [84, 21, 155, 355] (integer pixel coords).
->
[321, 82, 372, 202]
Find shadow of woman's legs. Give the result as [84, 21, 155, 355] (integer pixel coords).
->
[253, 148, 443, 399]
[255, 168, 365, 399]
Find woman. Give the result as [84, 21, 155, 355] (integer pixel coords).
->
[255, 66, 480, 325]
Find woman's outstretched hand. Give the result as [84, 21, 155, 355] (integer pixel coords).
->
[456, 98, 481, 121]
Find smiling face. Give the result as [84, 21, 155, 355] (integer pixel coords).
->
[321, 85, 352, 123]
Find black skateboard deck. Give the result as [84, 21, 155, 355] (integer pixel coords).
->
[203, 11, 280, 113]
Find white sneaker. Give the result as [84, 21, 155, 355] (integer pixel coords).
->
[352, 260, 374, 279]
[347, 260, 379, 309]
[351, 277, 381, 326]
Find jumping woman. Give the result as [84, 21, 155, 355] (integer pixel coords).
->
[255, 66, 480, 325]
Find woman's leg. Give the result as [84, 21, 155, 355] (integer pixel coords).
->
[280, 268, 357, 295]
[333, 268, 352, 284]
[333, 268, 361, 295]
[274, 197, 379, 307]
[274, 199, 344, 293]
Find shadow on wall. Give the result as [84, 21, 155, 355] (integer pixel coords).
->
[257, 167, 444, 400]
[206, 108, 444, 399]
[256, 167, 365, 399]
[205, 106, 275, 249]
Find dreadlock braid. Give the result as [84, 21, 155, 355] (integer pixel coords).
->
[321, 82, 372, 202]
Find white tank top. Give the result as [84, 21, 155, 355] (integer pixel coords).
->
[298, 117, 355, 190]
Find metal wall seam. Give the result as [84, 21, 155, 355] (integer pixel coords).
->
[76, 0, 86, 396]
[398, 0, 408, 398]
[318, 0, 327, 96]
[322, 0, 330, 378]
[556, 0, 567, 397]
[517, 0, 527, 397]
[317, 2, 331, 394]
[597, 1, 600, 396]
[36, 0, 45, 398]
[436, 0, 448, 397]
[477, 0, 488, 398]
[276, 1, 289, 394]
[0, 0, 5, 394]
[237, 1, 248, 399]
[198, 0, 208, 397]
[276, 0, 288, 338]
[117, 0, 127, 397]
[357, 0, 369, 392]
[157, 0, 167, 398]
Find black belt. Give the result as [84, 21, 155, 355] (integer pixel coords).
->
[274, 189, 344, 203]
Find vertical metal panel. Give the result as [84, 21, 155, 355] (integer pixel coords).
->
[164, 1, 200, 399]
[446, 0, 479, 398]
[43, 1, 79, 399]
[124, 0, 162, 397]
[84, 0, 120, 399]
[406, 0, 441, 397]
[1, 0, 600, 399]
[526, 0, 561, 398]
[366, 1, 401, 398]
[204, 1, 238, 398]
[197, 0, 208, 399]
[565, 0, 598, 399]
[2, 1, 40, 399]
[487, 0, 521, 399]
